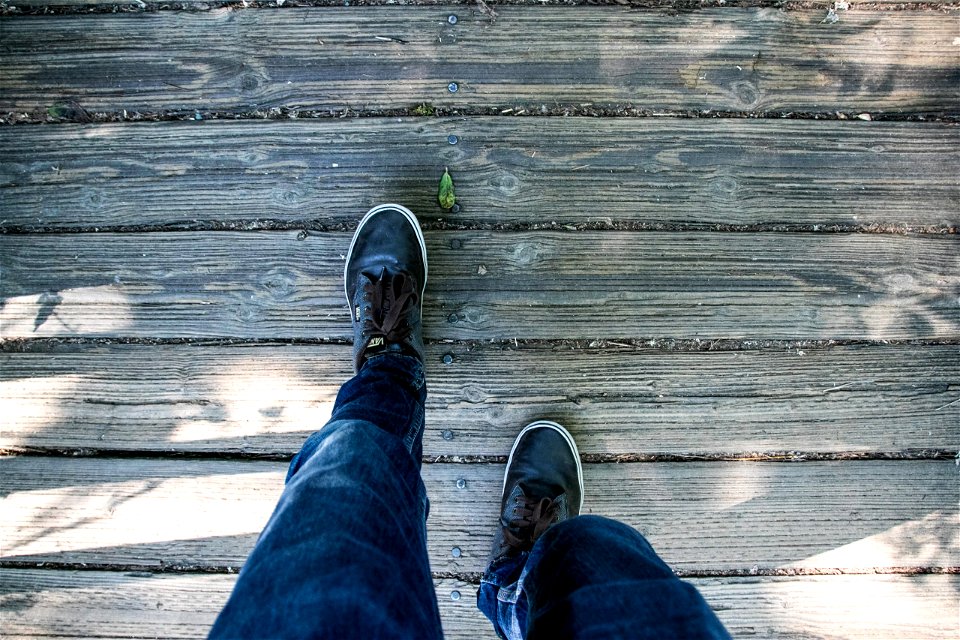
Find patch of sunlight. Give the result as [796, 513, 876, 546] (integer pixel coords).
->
[704, 461, 770, 512]
[746, 574, 956, 638]
[861, 298, 960, 341]
[0, 375, 78, 443]
[0, 286, 133, 338]
[788, 511, 958, 569]
[0, 471, 283, 558]
[169, 360, 336, 442]
[81, 125, 123, 139]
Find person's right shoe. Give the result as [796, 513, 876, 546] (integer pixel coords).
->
[487, 420, 584, 565]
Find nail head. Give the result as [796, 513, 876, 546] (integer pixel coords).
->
[451, 590, 461, 601]
[442, 430, 454, 441]
[448, 82, 459, 93]
[450, 238, 462, 249]
[448, 14, 458, 24]
[451, 547, 462, 558]
[442, 354, 454, 365]
[451, 203, 461, 214]
[447, 134, 459, 145]
[447, 313, 459, 324]
[456, 478, 467, 489]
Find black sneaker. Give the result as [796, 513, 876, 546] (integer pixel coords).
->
[488, 420, 584, 564]
[344, 204, 428, 372]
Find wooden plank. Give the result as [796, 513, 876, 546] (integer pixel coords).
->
[0, 569, 484, 639]
[5, 0, 952, 7]
[1, 457, 955, 573]
[1, 8, 957, 114]
[2, 571, 958, 640]
[2, 119, 957, 230]
[2, 343, 957, 456]
[3, 569, 958, 640]
[1, 231, 957, 341]
[0, 569, 233, 640]
[7, 0, 950, 7]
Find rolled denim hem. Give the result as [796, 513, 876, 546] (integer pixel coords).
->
[477, 552, 530, 640]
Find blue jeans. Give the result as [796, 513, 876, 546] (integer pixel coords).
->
[210, 353, 730, 639]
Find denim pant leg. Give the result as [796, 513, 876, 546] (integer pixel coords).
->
[478, 515, 730, 640]
[209, 354, 443, 640]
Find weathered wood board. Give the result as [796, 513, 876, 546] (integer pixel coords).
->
[5, 0, 950, 7]
[2, 119, 958, 230]
[2, 342, 957, 456]
[1, 0, 956, 637]
[2, 8, 958, 114]
[2, 457, 955, 573]
[2, 568, 958, 639]
[2, 231, 956, 340]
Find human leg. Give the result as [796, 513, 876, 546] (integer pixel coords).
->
[477, 422, 730, 640]
[520, 515, 730, 639]
[210, 205, 441, 639]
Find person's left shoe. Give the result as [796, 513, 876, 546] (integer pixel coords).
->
[486, 420, 584, 566]
[344, 204, 428, 372]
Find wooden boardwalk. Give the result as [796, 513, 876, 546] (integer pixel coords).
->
[1, 2, 958, 637]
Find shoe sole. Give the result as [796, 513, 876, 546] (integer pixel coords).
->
[343, 203, 429, 317]
[504, 420, 585, 515]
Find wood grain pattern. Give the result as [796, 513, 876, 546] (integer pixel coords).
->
[1, 8, 957, 114]
[7, 0, 950, 7]
[2, 457, 955, 573]
[2, 231, 957, 340]
[0, 569, 484, 639]
[3, 569, 958, 639]
[2, 342, 957, 456]
[2, 119, 957, 230]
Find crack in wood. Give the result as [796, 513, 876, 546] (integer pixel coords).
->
[5, 106, 958, 126]
[1, 446, 955, 462]
[4, 336, 959, 353]
[1, 560, 954, 580]
[2, 220, 957, 235]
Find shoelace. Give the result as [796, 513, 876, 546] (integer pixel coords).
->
[361, 267, 418, 343]
[501, 494, 560, 550]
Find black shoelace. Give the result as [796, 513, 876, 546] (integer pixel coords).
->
[361, 267, 418, 344]
[501, 494, 560, 550]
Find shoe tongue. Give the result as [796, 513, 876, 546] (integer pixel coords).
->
[517, 479, 563, 504]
